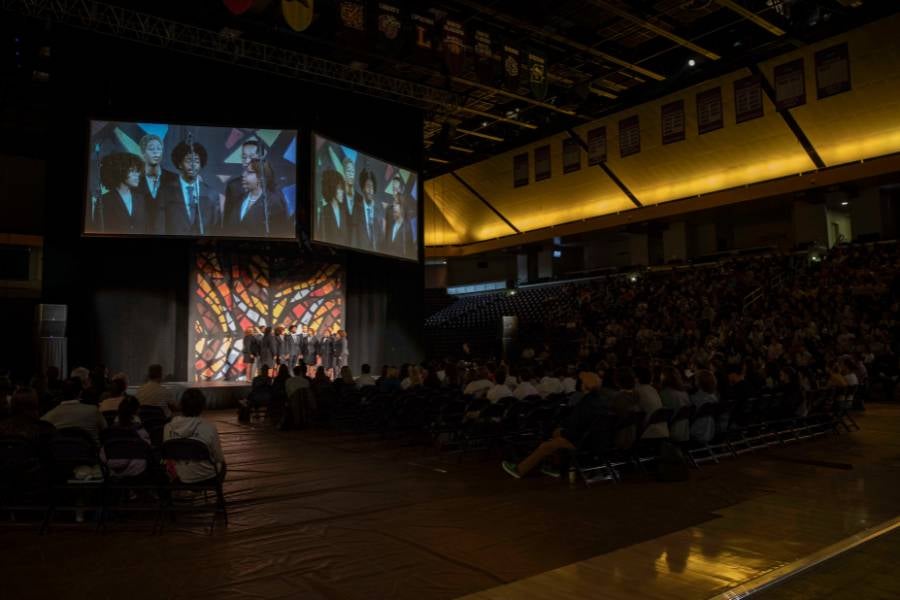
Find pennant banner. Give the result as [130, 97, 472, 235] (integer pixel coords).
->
[528, 49, 548, 100]
[534, 145, 551, 182]
[619, 116, 640, 158]
[562, 138, 581, 174]
[443, 17, 466, 76]
[282, 0, 315, 32]
[376, 2, 404, 56]
[337, 0, 367, 49]
[661, 100, 685, 145]
[696, 87, 723, 135]
[473, 29, 498, 85]
[774, 58, 806, 110]
[513, 153, 529, 188]
[502, 44, 521, 91]
[587, 126, 607, 165]
[411, 12, 436, 65]
[734, 75, 764, 123]
[815, 43, 851, 99]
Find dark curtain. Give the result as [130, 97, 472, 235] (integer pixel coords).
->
[345, 252, 423, 373]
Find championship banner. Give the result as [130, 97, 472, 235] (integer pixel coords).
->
[815, 43, 851, 99]
[734, 75, 764, 123]
[375, 2, 404, 56]
[502, 44, 521, 91]
[774, 58, 806, 110]
[223, 0, 254, 15]
[587, 126, 606, 165]
[473, 29, 498, 85]
[661, 100, 685, 145]
[618, 116, 640, 158]
[442, 17, 466, 76]
[562, 137, 581, 174]
[336, 0, 367, 50]
[534, 145, 551, 182]
[513, 152, 529, 188]
[528, 49, 548, 100]
[282, 0, 315, 32]
[411, 12, 436, 65]
[696, 87, 723, 135]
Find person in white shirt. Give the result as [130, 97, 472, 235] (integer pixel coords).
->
[42, 378, 107, 444]
[163, 389, 225, 484]
[561, 367, 578, 395]
[463, 367, 494, 399]
[486, 367, 514, 403]
[135, 364, 177, 418]
[634, 366, 669, 439]
[513, 369, 540, 400]
[537, 368, 563, 398]
[356, 363, 377, 388]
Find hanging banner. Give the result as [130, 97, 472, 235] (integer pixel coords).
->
[619, 116, 640, 158]
[375, 2, 404, 56]
[734, 75, 764, 123]
[696, 87, 723, 135]
[282, 0, 315, 32]
[534, 145, 551, 182]
[562, 138, 581, 174]
[336, 0, 366, 49]
[223, 0, 254, 15]
[411, 12, 436, 65]
[473, 29, 498, 85]
[815, 42, 851, 99]
[587, 126, 607, 165]
[661, 100, 685, 145]
[513, 153, 529, 188]
[442, 17, 466, 76]
[502, 44, 521, 91]
[528, 49, 548, 100]
[774, 58, 806, 110]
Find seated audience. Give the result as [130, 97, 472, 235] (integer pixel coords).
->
[99, 373, 129, 413]
[463, 367, 493, 399]
[357, 363, 377, 388]
[163, 388, 225, 483]
[634, 366, 669, 440]
[41, 377, 107, 443]
[0, 388, 56, 448]
[659, 366, 691, 442]
[135, 364, 177, 418]
[101, 396, 151, 478]
[513, 368, 539, 400]
[690, 370, 719, 443]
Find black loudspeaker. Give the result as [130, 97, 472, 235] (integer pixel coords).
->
[36, 303, 67, 337]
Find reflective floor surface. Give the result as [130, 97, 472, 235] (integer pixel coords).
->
[2, 405, 898, 600]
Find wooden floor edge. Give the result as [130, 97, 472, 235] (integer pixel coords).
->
[707, 513, 900, 600]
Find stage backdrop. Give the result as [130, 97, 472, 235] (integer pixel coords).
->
[189, 247, 343, 381]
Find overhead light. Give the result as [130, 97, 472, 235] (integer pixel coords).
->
[841, 201, 849, 206]
[481, 120, 489, 127]
[688, 58, 697, 67]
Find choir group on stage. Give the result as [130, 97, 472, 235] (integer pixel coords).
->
[241, 323, 349, 381]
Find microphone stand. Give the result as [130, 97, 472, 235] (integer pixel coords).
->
[187, 131, 205, 235]
[94, 142, 105, 231]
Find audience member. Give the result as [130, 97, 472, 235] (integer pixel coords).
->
[135, 364, 177, 418]
[41, 377, 107, 443]
[163, 389, 225, 483]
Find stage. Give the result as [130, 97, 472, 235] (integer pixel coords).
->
[127, 381, 250, 410]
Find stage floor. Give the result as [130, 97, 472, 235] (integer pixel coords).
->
[2, 406, 899, 599]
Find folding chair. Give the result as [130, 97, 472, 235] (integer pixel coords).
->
[99, 430, 160, 530]
[0, 436, 50, 523]
[160, 438, 227, 532]
[570, 414, 621, 485]
[44, 428, 105, 532]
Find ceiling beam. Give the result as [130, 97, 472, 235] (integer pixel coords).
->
[457, 106, 539, 129]
[450, 173, 520, 234]
[450, 76, 582, 117]
[450, 0, 665, 81]
[455, 128, 505, 142]
[713, 0, 786, 36]
[587, 0, 721, 60]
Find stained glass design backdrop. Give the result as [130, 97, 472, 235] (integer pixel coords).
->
[189, 247, 343, 381]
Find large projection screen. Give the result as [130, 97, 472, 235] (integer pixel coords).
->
[312, 133, 419, 261]
[84, 120, 298, 239]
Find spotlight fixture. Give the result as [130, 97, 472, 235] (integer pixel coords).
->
[841, 201, 849, 206]
[688, 58, 697, 67]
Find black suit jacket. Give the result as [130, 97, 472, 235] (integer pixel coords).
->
[138, 169, 178, 234]
[355, 199, 386, 253]
[161, 178, 221, 237]
[93, 189, 151, 235]
[227, 189, 291, 238]
[385, 219, 416, 259]
[316, 200, 349, 247]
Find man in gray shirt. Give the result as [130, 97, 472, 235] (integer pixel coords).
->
[41, 378, 107, 444]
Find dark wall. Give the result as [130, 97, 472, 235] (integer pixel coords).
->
[29, 26, 423, 380]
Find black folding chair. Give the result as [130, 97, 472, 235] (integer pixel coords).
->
[0, 436, 50, 522]
[138, 405, 169, 430]
[160, 438, 227, 532]
[100, 430, 160, 530]
[44, 428, 105, 532]
[571, 414, 621, 485]
[102, 410, 118, 427]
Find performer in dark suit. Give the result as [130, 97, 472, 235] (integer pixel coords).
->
[94, 152, 151, 234]
[258, 326, 277, 369]
[356, 168, 385, 253]
[342, 157, 362, 248]
[385, 189, 416, 259]
[309, 331, 323, 378]
[226, 158, 290, 238]
[222, 138, 262, 234]
[287, 323, 300, 369]
[316, 169, 349, 247]
[242, 326, 260, 382]
[298, 324, 310, 363]
[162, 140, 221, 236]
[335, 330, 350, 371]
[274, 326, 286, 365]
[321, 333, 335, 378]
[137, 134, 178, 234]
